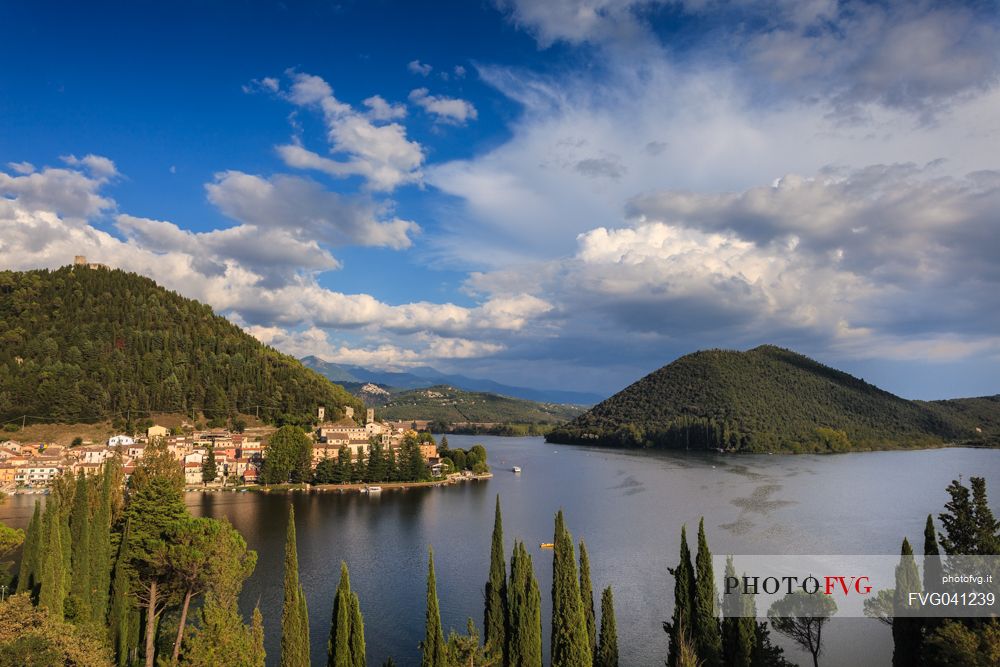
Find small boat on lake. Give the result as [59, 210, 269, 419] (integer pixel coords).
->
[512, 466, 522, 473]
[361, 486, 383, 494]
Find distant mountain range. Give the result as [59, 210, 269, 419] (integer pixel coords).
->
[547, 345, 1000, 453]
[374, 384, 585, 425]
[300, 356, 603, 405]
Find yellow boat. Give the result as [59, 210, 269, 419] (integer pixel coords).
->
[539, 542, 554, 549]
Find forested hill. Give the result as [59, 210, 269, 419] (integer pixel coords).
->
[547, 345, 999, 453]
[0, 266, 362, 426]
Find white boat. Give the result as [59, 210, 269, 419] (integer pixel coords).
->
[366, 485, 383, 493]
[511, 466, 522, 473]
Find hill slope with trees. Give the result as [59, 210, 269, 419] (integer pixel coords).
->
[0, 266, 362, 428]
[547, 345, 999, 452]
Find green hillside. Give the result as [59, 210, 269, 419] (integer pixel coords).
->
[0, 266, 362, 427]
[378, 385, 585, 425]
[547, 345, 998, 453]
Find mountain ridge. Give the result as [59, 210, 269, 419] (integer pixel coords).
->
[300, 355, 603, 405]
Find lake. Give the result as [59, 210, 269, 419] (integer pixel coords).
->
[2, 436, 999, 666]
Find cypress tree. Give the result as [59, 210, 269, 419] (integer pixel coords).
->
[666, 525, 695, 667]
[892, 538, 922, 667]
[90, 455, 117, 626]
[38, 496, 66, 619]
[507, 542, 542, 667]
[485, 495, 508, 663]
[281, 505, 310, 667]
[109, 520, 139, 667]
[550, 511, 592, 667]
[349, 591, 366, 667]
[331, 589, 351, 667]
[329, 561, 353, 667]
[721, 557, 754, 667]
[15, 500, 40, 595]
[579, 540, 597, 658]
[595, 586, 618, 667]
[694, 518, 722, 667]
[421, 547, 446, 667]
[508, 541, 542, 667]
[922, 513, 943, 638]
[69, 471, 92, 622]
[251, 606, 267, 667]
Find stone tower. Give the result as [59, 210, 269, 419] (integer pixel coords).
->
[366, 408, 375, 424]
[317, 406, 325, 423]
[345, 406, 354, 419]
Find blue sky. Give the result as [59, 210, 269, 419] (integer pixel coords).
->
[2, 0, 999, 400]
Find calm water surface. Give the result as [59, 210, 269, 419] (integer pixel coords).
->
[3, 437, 999, 666]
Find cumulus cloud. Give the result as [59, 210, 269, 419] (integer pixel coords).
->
[408, 88, 478, 125]
[271, 71, 424, 191]
[407, 59, 433, 76]
[0, 157, 117, 220]
[465, 164, 1000, 378]
[363, 95, 407, 121]
[205, 170, 419, 250]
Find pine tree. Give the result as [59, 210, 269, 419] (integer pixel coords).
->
[596, 586, 619, 667]
[666, 525, 695, 667]
[508, 541, 542, 667]
[485, 495, 508, 663]
[939, 478, 977, 554]
[421, 547, 446, 667]
[15, 500, 40, 595]
[694, 518, 722, 666]
[579, 540, 597, 658]
[721, 557, 754, 667]
[550, 511, 592, 667]
[970, 477, 1000, 553]
[68, 471, 92, 622]
[892, 538, 922, 667]
[281, 506, 310, 667]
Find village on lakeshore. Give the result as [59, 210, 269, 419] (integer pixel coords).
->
[0, 406, 486, 494]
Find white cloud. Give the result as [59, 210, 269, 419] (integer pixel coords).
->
[277, 71, 424, 191]
[363, 95, 407, 121]
[205, 170, 420, 250]
[0, 158, 117, 220]
[407, 59, 433, 76]
[454, 65, 467, 78]
[7, 161, 35, 175]
[408, 88, 478, 125]
[426, 57, 1000, 269]
[60, 153, 119, 179]
[465, 164, 1000, 368]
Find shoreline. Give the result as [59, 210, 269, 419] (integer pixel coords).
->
[182, 472, 493, 494]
